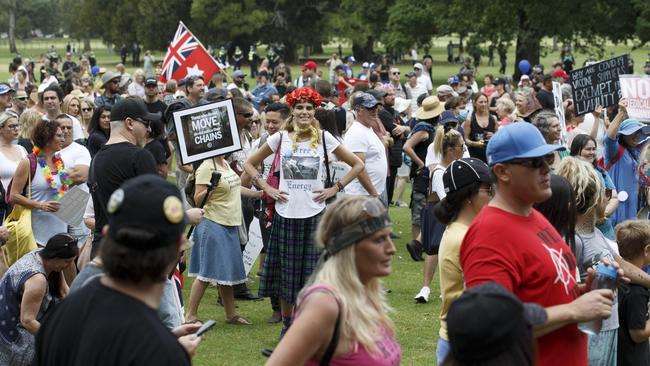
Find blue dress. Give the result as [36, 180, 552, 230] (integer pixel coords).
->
[604, 136, 643, 226]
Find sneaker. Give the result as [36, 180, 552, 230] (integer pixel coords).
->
[406, 240, 424, 261]
[414, 287, 430, 303]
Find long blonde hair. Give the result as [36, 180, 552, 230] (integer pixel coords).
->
[19, 109, 42, 140]
[556, 157, 603, 216]
[281, 113, 322, 151]
[305, 196, 395, 354]
[432, 125, 462, 159]
[61, 95, 81, 117]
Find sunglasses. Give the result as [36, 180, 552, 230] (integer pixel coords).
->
[130, 117, 151, 128]
[237, 111, 253, 118]
[82, 108, 93, 112]
[14, 96, 28, 101]
[506, 154, 555, 169]
[392, 72, 400, 75]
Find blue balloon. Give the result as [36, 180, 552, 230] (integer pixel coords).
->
[91, 65, 100, 76]
[518, 59, 530, 74]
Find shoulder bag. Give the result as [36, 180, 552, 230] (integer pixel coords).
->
[2, 155, 37, 266]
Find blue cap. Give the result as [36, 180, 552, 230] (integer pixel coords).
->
[617, 118, 650, 137]
[447, 75, 460, 85]
[0, 83, 15, 95]
[595, 263, 618, 280]
[352, 92, 379, 110]
[440, 110, 459, 125]
[486, 122, 565, 166]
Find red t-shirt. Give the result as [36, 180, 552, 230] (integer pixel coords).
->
[460, 206, 586, 366]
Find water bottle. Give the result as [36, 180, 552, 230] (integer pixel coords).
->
[578, 263, 618, 335]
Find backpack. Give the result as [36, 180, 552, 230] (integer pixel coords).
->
[184, 159, 217, 207]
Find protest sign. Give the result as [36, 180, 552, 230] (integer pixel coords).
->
[242, 217, 264, 275]
[569, 54, 629, 115]
[619, 75, 650, 122]
[172, 99, 241, 165]
[552, 81, 567, 144]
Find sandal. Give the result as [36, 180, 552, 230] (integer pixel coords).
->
[225, 315, 252, 325]
[184, 318, 203, 325]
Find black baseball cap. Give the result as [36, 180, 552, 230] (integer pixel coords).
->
[110, 97, 161, 122]
[443, 158, 493, 194]
[144, 77, 158, 86]
[107, 174, 187, 250]
[447, 282, 547, 363]
[494, 77, 506, 86]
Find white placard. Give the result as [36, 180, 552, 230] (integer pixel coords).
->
[52, 186, 90, 226]
[620, 75, 650, 122]
[552, 81, 567, 145]
[242, 217, 264, 275]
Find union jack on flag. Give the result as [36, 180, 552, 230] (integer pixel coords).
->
[160, 21, 221, 83]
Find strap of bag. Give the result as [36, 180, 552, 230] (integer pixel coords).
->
[604, 145, 625, 171]
[323, 131, 332, 187]
[268, 133, 283, 179]
[320, 301, 341, 366]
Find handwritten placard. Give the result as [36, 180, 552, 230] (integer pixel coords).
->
[242, 217, 264, 275]
[620, 75, 650, 122]
[569, 55, 629, 115]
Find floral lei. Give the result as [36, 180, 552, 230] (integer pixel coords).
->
[32, 147, 72, 200]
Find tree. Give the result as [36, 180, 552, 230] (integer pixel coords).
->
[333, 0, 394, 62]
[383, 0, 439, 54]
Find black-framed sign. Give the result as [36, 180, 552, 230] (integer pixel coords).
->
[172, 99, 241, 165]
[569, 54, 629, 116]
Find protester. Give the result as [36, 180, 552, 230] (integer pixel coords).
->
[435, 158, 493, 363]
[461, 122, 619, 366]
[10, 119, 68, 246]
[61, 94, 81, 120]
[266, 196, 401, 365]
[0, 233, 78, 366]
[93, 71, 122, 108]
[17, 109, 40, 152]
[87, 97, 159, 257]
[604, 98, 650, 226]
[243, 87, 364, 338]
[8, 90, 28, 117]
[570, 134, 618, 240]
[185, 153, 262, 325]
[86, 105, 111, 157]
[443, 282, 546, 366]
[0, 112, 28, 189]
[531, 110, 566, 171]
[463, 93, 496, 163]
[34, 175, 202, 365]
[533, 174, 577, 254]
[403, 96, 444, 261]
[616, 220, 650, 366]
[127, 69, 146, 98]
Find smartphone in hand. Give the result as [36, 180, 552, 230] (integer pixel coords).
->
[196, 320, 216, 336]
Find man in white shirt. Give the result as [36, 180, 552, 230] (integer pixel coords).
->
[41, 84, 85, 140]
[413, 62, 432, 95]
[404, 72, 428, 116]
[343, 92, 384, 200]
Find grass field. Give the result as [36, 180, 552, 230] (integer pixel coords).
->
[2, 37, 648, 365]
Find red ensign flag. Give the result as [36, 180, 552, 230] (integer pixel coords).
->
[160, 21, 221, 83]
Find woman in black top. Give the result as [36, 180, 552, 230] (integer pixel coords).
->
[86, 106, 111, 158]
[463, 93, 496, 163]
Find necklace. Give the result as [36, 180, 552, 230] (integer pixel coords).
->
[33, 146, 72, 200]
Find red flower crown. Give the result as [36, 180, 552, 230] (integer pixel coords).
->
[285, 87, 322, 107]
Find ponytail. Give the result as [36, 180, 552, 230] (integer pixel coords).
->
[432, 125, 463, 160]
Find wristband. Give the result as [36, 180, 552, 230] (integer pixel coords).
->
[335, 181, 344, 192]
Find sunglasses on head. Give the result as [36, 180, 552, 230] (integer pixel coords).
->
[506, 154, 555, 169]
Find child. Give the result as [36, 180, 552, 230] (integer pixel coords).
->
[495, 97, 515, 127]
[616, 220, 650, 366]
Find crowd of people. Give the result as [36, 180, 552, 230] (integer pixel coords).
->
[0, 45, 650, 366]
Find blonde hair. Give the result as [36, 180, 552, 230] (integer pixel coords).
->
[281, 110, 322, 151]
[556, 157, 603, 215]
[496, 98, 515, 114]
[432, 125, 462, 158]
[306, 196, 395, 354]
[19, 109, 42, 139]
[61, 94, 81, 116]
[0, 112, 17, 128]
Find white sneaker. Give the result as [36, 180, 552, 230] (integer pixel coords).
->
[414, 287, 430, 303]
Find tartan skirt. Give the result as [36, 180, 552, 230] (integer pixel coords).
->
[258, 211, 323, 305]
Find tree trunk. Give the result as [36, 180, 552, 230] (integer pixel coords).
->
[513, 11, 541, 81]
[283, 42, 299, 64]
[8, 0, 17, 53]
[83, 38, 92, 52]
[352, 37, 374, 63]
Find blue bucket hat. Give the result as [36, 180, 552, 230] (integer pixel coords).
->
[617, 119, 650, 137]
[352, 92, 379, 110]
[439, 110, 459, 125]
[486, 122, 565, 166]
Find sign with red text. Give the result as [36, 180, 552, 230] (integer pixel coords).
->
[620, 75, 650, 122]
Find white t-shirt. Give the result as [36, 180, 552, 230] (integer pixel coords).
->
[404, 83, 429, 116]
[575, 114, 606, 158]
[417, 74, 433, 92]
[425, 145, 469, 169]
[0, 145, 27, 189]
[267, 130, 340, 219]
[59, 141, 91, 192]
[430, 164, 447, 200]
[42, 114, 85, 141]
[343, 121, 387, 195]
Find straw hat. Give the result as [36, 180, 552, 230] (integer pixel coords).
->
[416, 96, 444, 120]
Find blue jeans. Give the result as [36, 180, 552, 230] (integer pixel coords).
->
[436, 337, 450, 365]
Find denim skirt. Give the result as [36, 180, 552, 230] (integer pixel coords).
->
[188, 218, 247, 286]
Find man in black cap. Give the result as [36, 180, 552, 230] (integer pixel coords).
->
[35, 174, 202, 365]
[535, 74, 555, 110]
[143, 77, 166, 116]
[94, 71, 123, 108]
[88, 97, 159, 257]
[488, 77, 509, 116]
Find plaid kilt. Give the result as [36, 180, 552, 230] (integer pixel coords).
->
[258, 211, 323, 305]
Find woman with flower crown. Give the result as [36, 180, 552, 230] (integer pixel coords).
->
[244, 87, 365, 338]
[10, 119, 70, 247]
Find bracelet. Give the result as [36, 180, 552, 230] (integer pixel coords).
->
[335, 181, 344, 192]
[251, 173, 262, 186]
